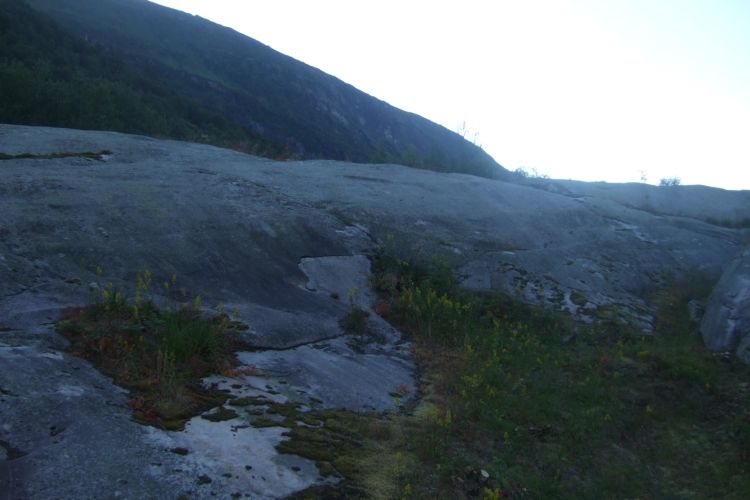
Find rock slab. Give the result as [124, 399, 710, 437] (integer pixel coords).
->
[701, 249, 750, 364]
[1, 124, 749, 497]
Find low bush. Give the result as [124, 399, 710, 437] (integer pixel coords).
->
[342, 305, 370, 337]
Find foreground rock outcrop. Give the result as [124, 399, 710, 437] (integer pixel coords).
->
[702, 249, 750, 364]
[1, 124, 748, 498]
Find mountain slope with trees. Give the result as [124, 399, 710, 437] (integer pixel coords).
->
[0, 0, 288, 156]
[3, 0, 507, 177]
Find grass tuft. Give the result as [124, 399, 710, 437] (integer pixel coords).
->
[57, 272, 247, 430]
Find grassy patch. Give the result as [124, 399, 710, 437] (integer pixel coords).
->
[56, 272, 248, 430]
[336, 251, 750, 498]
[275, 407, 396, 497]
[56, 259, 750, 498]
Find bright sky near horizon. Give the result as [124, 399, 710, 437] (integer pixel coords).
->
[150, 0, 750, 190]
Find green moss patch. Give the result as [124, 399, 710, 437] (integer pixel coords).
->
[250, 417, 283, 428]
[275, 409, 369, 481]
[201, 407, 239, 422]
[227, 396, 271, 407]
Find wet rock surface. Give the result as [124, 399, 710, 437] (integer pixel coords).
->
[1, 124, 748, 497]
[0, 311, 194, 499]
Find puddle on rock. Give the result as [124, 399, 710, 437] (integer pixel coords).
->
[147, 414, 323, 498]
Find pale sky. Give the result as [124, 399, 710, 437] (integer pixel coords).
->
[150, 0, 750, 190]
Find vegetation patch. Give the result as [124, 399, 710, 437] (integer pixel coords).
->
[275, 408, 373, 491]
[56, 270, 249, 430]
[0, 0, 290, 159]
[352, 250, 750, 498]
[201, 407, 238, 422]
[0, 150, 112, 161]
[228, 396, 270, 407]
[341, 305, 370, 338]
[250, 417, 282, 428]
[704, 216, 750, 229]
[0, 439, 26, 460]
[569, 289, 588, 307]
[289, 249, 750, 498]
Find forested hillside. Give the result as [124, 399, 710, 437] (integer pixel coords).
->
[0, 0, 289, 156]
[0, 0, 507, 177]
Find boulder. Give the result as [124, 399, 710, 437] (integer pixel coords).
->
[701, 249, 750, 364]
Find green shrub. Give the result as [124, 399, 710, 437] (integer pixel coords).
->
[342, 305, 370, 336]
[87, 282, 128, 322]
[399, 284, 471, 345]
[659, 177, 681, 187]
[158, 307, 225, 362]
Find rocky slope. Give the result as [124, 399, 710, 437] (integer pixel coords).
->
[701, 249, 750, 364]
[0, 124, 748, 498]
